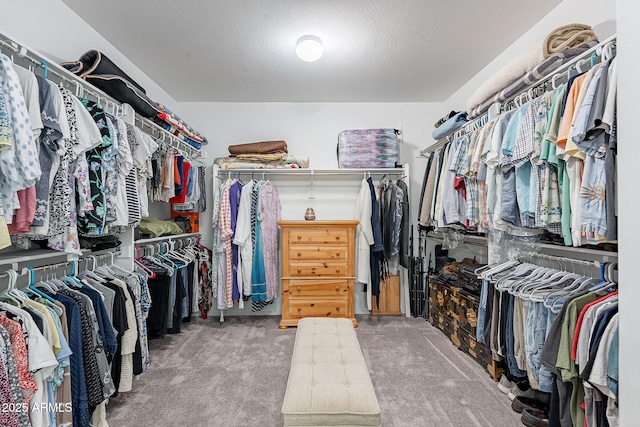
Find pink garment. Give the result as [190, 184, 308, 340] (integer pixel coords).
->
[219, 180, 235, 308]
[258, 182, 281, 301]
[8, 186, 36, 234]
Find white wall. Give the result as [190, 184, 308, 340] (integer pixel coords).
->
[178, 101, 444, 315]
[0, 0, 177, 106]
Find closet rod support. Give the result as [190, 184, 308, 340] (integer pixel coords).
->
[309, 169, 315, 199]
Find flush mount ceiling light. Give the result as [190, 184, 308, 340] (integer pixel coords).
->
[296, 35, 323, 62]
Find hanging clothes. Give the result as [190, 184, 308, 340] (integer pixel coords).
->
[368, 177, 384, 308]
[233, 179, 255, 307]
[419, 51, 618, 247]
[479, 258, 619, 427]
[257, 181, 281, 302]
[355, 178, 374, 309]
[397, 178, 410, 269]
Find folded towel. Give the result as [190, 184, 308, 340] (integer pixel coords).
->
[432, 111, 467, 141]
[543, 23, 597, 58]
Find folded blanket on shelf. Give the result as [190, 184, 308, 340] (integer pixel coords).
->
[544, 23, 597, 58]
[228, 140, 288, 156]
[466, 23, 597, 113]
[214, 153, 309, 169]
[468, 41, 597, 118]
[432, 111, 468, 140]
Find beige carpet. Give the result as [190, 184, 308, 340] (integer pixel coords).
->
[105, 315, 522, 426]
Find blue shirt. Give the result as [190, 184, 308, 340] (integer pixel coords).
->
[55, 293, 90, 427]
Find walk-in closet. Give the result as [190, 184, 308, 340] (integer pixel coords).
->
[0, 0, 636, 426]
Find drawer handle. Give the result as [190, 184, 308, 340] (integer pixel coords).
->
[297, 235, 302, 240]
[297, 286, 302, 292]
[297, 252, 301, 257]
[336, 252, 340, 256]
[297, 268, 302, 274]
[297, 307, 302, 312]
[335, 286, 340, 292]
[335, 235, 340, 240]
[335, 307, 340, 311]
[335, 268, 340, 273]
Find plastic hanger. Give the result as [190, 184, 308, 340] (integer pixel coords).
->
[134, 259, 157, 279]
[22, 267, 63, 315]
[0, 270, 22, 307]
[33, 268, 59, 293]
[143, 255, 173, 275]
[21, 266, 57, 303]
[78, 256, 106, 283]
[517, 269, 581, 299]
[497, 263, 550, 293]
[480, 260, 520, 281]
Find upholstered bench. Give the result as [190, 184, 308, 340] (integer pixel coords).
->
[281, 317, 381, 426]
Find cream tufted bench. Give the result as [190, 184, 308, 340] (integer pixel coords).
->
[281, 317, 381, 427]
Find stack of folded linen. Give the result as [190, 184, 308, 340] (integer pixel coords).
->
[216, 140, 309, 169]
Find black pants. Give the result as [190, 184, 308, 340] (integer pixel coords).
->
[147, 272, 170, 339]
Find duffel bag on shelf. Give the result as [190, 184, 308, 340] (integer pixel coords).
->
[61, 50, 161, 118]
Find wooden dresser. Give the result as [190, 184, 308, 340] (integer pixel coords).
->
[278, 220, 358, 329]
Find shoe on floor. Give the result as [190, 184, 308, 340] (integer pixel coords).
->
[511, 396, 550, 414]
[498, 374, 513, 394]
[508, 384, 536, 401]
[521, 408, 549, 427]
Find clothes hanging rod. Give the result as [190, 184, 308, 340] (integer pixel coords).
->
[426, 230, 618, 258]
[419, 138, 449, 157]
[134, 114, 203, 161]
[134, 232, 201, 245]
[420, 114, 489, 157]
[216, 167, 407, 177]
[525, 252, 598, 267]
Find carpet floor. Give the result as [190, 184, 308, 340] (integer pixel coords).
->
[105, 315, 522, 426]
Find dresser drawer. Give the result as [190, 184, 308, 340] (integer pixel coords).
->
[284, 279, 350, 297]
[288, 262, 348, 277]
[289, 298, 349, 319]
[288, 245, 347, 261]
[287, 229, 349, 244]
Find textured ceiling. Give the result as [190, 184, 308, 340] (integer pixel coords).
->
[61, 0, 562, 102]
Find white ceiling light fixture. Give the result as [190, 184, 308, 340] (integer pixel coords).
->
[296, 35, 323, 62]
